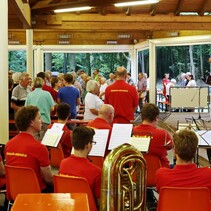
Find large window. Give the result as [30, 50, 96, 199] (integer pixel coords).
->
[8, 50, 26, 72]
[44, 52, 131, 79]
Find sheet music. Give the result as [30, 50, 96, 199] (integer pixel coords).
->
[41, 129, 64, 147]
[89, 129, 109, 156]
[196, 130, 211, 146]
[108, 123, 133, 150]
[51, 123, 64, 132]
[130, 136, 150, 152]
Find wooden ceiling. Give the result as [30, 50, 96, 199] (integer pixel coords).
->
[8, 0, 211, 45]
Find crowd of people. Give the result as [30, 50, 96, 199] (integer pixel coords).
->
[3, 67, 210, 210]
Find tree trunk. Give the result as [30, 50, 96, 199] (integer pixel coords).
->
[189, 45, 195, 79]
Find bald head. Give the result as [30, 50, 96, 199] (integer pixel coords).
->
[98, 104, 114, 124]
[116, 66, 127, 80]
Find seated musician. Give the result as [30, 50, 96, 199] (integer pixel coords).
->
[48, 102, 72, 158]
[133, 103, 173, 209]
[87, 104, 114, 156]
[156, 129, 211, 194]
[59, 126, 102, 207]
[5, 106, 54, 193]
[133, 103, 173, 168]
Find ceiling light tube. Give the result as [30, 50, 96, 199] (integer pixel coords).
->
[54, 6, 91, 13]
[115, 0, 159, 7]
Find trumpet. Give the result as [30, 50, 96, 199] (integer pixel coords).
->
[100, 143, 147, 211]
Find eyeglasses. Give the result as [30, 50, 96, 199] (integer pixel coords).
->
[90, 141, 97, 145]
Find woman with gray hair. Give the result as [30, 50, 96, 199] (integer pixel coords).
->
[84, 80, 104, 120]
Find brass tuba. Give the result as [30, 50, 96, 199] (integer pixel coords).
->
[100, 143, 147, 211]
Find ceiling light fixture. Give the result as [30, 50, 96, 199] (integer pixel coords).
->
[115, 0, 159, 7]
[54, 6, 92, 13]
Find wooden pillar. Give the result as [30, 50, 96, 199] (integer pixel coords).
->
[0, 0, 9, 144]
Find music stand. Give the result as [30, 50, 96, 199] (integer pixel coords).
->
[196, 130, 211, 167]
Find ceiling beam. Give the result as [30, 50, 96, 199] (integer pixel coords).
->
[198, 0, 210, 16]
[36, 13, 211, 23]
[9, 0, 31, 28]
[31, 0, 139, 13]
[33, 20, 211, 31]
[174, 0, 185, 16]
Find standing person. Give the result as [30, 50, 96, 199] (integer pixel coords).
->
[11, 72, 31, 113]
[59, 126, 102, 207]
[5, 106, 54, 193]
[50, 77, 62, 102]
[25, 77, 55, 140]
[48, 103, 72, 158]
[57, 74, 80, 119]
[186, 74, 196, 87]
[84, 80, 104, 120]
[37, 72, 54, 97]
[162, 73, 170, 101]
[137, 72, 147, 112]
[107, 73, 115, 85]
[99, 77, 108, 101]
[104, 66, 138, 123]
[156, 129, 211, 194]
[126, 72, 136, 87]
[93, 69, 100, 82]
[166, 78, 176, 101]
[180, 73, 187, 87]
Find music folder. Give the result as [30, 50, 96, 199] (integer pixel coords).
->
[41, 123, 64, 147]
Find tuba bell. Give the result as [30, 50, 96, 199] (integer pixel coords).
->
[100, 143, 147, 211]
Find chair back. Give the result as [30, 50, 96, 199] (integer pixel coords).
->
[89, 156, 104, 169]
[143, 153, 161, 187]
[53, 174, 98, 211]
[50, 143, 65, 168]
[157, 187, 211, 211]
[5, 165, 41, 201]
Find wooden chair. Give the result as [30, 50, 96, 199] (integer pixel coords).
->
[157, 187, 211, 211]
[50, 143, 65, 168]
[53, 174, 98, 211]
[5, 165, 41, 211]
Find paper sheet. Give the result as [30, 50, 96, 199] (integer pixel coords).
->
[130, 136, 150, 152]
[89, 129, 109, 156]
[108, 123, 133, 150]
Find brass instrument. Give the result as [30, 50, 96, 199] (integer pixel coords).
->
[100, 143, 147, 211]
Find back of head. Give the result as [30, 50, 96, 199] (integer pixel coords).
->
[141, 103, 159, 122]
[72, 126, 95, 150]
[98, 104, 114, 123]
[174, 129, 198, 162]
[15, 106, 39, 131]
[86, 80, 98, 92]
[51, 77, 59, 88]
[33, 77, 44, 88]
[116, 66, 127, 79]
[64, 74, 73, 84]
[57, 103, 70, 120]
[37, 72, 45, 80]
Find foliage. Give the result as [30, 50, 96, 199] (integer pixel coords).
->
[8, 51, 26, 72]
[45, 52, 131, 79]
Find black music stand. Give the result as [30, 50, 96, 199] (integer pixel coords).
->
[196, 130, 211, 167]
